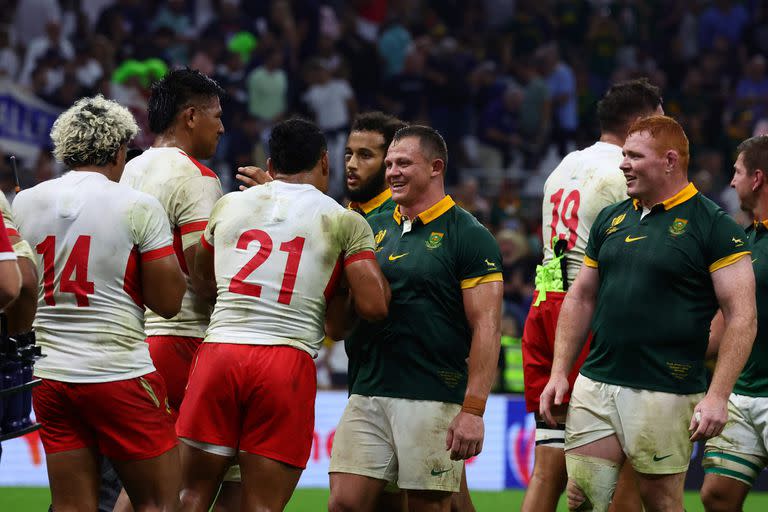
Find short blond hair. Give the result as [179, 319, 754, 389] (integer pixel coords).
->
[50, 95, 139, 168]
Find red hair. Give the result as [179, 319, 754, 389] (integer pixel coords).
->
[627, 115, 690, 172]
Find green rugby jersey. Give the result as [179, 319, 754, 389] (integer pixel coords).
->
[734, 221, 768, 396]
[582, 183, 749, 394]
[348, 188, 396, 217]
[346, 195, 503, 404]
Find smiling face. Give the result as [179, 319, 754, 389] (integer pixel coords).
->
[344, 130, 387, 202]
[384, 136, 435, 209]
[190, 96, 224, 160]
[620, 130, 670, 204]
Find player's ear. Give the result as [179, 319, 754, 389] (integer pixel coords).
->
[321, 150, 330, 177]
[754, 168, 765, 190]
[431, 158, 445, 177]
[266, 157, 277, 179]
[183, 106, 195, 128]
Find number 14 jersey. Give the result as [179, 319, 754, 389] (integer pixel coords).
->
[541, 141, 626, 283]
[13, 171, 174, 382]
[202, 181, 375, 357]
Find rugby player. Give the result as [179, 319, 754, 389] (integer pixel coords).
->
[176, 118, 390, 512]
[701, 135, 768, 511]
[521, 78, 663, 512]
[540, 116, 756, 511]
[328, 126, 503, 512]
[14, 95, 186, 511]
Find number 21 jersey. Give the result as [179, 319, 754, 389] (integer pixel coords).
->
[202, 181, 375, 357]
[541, 141, 626, 283]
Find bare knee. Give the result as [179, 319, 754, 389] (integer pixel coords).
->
[701, 485, 739, 512]
[328, 495, 359, 512]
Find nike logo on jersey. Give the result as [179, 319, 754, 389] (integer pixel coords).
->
[652, 453, 673, 462]
[431, 468, 451, 476]
[388, 253, 409, 261]
[624, 235, 647, 243]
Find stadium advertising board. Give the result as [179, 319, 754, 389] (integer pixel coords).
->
[1, 393, 758, 490]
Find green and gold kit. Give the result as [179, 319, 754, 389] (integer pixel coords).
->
[348, 188, 396, 218]
[582, 183, 749, 394]
[346, 195, 502, 404]
[734, 220, 768, 397]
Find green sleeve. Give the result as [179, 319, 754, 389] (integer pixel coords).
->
[706, 210, 750, 270]
[585, 205, 612, 262]
[457, 221, 503, 280]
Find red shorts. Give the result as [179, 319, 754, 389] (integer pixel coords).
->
[521, 291, 591, 413]
[176, 343, 316, 469]
[32, 371, 177, 460]
[146, 335, 202, 414]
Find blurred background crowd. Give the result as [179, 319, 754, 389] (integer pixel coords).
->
[1, 0, 767, 390]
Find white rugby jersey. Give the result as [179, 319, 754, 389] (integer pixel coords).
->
[203, 181, 376, 357]
[121, 147, 223, 338]
[13, 171, 174, 382]
[0, 193, 34, 260]
[541, 141, 626, 283]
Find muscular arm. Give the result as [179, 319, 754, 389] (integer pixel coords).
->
[344, 258, 390, 322]
[0, 259, 20, 310]
[142, 254, 186, 319]
[691, 256, 756, 441]
[463, 281, 503, 405]
[539, 264, 600, 426]
[445, 280, 503, 461]
[184, 243, 216, 300]
[4, 255, 37, 334]
[193, 241, 216, 291]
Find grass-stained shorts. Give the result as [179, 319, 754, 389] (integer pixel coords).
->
[565, 374, 702, 474]
[329, 394, 463, 492]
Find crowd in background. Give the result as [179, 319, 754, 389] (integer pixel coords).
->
[1, 0, 768, 387]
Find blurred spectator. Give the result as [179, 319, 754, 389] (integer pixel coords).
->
[518, 57, 551, 170]
[247, 47, 288, 125]
[302, 59, 356, 197]
[12, 0, 62, 48]
[537, 43, 578, 157]
[377, 16, 412, 78]
[698, 0, 749, 52]
[0, 26, 19, 79]
[337, 6, 381, 109]
[378, 44, 428, 122]
[455, 176, 491, 225]
[497, 229, 537, 329]
[734, 54, 768, 125]
[19, 16, 74, 87]
[476, 84, 524, 174]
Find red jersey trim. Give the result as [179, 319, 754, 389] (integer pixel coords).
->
[180, 221, 208, 235]
[6, 228, 19, 238]
[344, 250, 375, 266]
[178, 150, 218, 179]
[142, 245, 175, 262]
[200, 234, 214, 252]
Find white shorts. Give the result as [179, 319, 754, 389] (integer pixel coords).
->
[566, 374, 703, 474]
[703, 393, 768, 486]
[329, 394, 463, 492]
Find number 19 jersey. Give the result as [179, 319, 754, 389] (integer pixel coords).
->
[202, 181, 376, 357]
[541, 141, 626, 283]
[13, 171, 174, 382]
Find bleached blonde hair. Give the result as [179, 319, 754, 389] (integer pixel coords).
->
[50, 95, 139, 168]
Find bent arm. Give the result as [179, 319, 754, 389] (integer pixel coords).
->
[0, 259, 20, 310]
[462, 281, 503, 403]
[142, 254, 186, 319]
[184, 243, 216, 300]
[344, 258, 390, 322]
[709, 256, 757, 399]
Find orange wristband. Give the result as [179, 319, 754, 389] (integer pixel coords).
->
[461, 395, 486, 417]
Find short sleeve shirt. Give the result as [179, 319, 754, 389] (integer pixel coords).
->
[0, 193, 34, 260]
[121, 147, 223, 338]
[203, 181, 375, 358]
[347, 196, 503, 404]
[13, 171, 174, 382]
[582, 183, 749, 393]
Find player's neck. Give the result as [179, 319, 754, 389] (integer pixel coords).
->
[72, 165, 119, 182]
[637, 177, 690, 210]
[154, 132, 195, 158]
[399, 187, 446, 220]
[273, 172, 316, 188]
[599, 132, 624, 147]
[753, 195, 768, 224]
